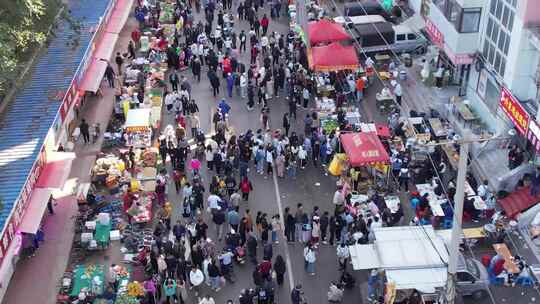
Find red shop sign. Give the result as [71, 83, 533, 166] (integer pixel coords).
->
[500, 87, 529, 135]
[425, 19, 443, 47]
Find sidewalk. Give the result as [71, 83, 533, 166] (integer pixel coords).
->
[1, 16, 138, 304]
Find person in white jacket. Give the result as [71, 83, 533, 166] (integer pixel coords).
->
[336, 243, 350, 270]
[240, 73, 248, 98]
[327, 282, 344, 303]
[189, 265, 204, 296]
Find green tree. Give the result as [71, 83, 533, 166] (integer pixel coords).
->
[0, 0, 49, 97]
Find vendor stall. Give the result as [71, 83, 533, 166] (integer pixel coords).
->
[124, 108, 153, 147]
[307, 19, 351, 46]
[308, 42, 360, 72]
[340, 132, 390, 167]
[70, 265, 106, 297]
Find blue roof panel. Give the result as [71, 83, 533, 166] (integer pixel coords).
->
[0, 0, 111, 233]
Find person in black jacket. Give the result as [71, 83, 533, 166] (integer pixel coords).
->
[329, 215, 336, 245]
[284, 207, 295, 242]
[273, 255, 286, 285]
[191, 57, 201, 82]
[247, 232, 258, 264]
[213, 208, 226, 241]
[320, 211, 329, 244]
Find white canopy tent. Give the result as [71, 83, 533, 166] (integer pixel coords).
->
[349, 226, 450, 292]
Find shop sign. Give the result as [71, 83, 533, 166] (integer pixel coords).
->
[500, 87, 529, 135]
[528, 120, 540, 152]
[425, 19, 443, 47]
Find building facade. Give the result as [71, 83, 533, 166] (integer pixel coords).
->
[410, 0, 540, 190]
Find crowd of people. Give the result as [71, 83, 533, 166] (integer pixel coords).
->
[99, 0, 499, 301]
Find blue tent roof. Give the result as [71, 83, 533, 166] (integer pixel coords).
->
[0, 0, 111, 234]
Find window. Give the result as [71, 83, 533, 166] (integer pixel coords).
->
[508, 11, 514, 31]
[503, 35, 510, 54]
[502, 6, 510, 27]
[407, 33, 417, 40]
[435, 0, 447, 12]
[496, 0, 503, 18]
[460, 8, 482, 33]
[438, 0, 482, 33]
[396, 34, 406, 41]
[494, 52, 501, 71]
[491, 23, 499, 42]
[448, 1, 461, 27]
[490, 0, 497, 14]
[483, 0, 515, 78]
[457, 272, 476, 282]
[497, 31, 506, 50]
[488, 43, 495, 62]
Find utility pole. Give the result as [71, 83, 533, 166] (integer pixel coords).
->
[445, 141, 469, 304]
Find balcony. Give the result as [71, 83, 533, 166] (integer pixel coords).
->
[425, 0, 485, 55]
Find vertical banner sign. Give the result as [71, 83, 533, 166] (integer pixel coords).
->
[528, 120, 540, 152]
[425, 19, 444, 47]
[500, 87, 529, 135]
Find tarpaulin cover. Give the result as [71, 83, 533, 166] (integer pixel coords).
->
[308, 42, 359, 72]
[79, 59, 108, 93]
[499, 186, 540, 219]
[19, 188, 52, 234]
[340, 132, 389, 167]
[308, 19, 351, 45]
[35, 152, 75, 189]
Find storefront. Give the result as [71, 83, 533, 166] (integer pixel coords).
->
[424, 18, 473, 92]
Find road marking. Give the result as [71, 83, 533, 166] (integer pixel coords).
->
[271, 169, 295, 290]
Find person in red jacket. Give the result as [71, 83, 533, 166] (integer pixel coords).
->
[240, 176, 254, 201]
[261, 14, 270, 36]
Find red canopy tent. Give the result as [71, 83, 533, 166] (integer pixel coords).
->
[340, 132, 390, 167]
[308, 42, 360, 72]
[308, 19, 351, 45]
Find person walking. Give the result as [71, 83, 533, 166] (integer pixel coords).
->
[273, 255, 286, 286]
[79, 119, 90, 144]
[336, 243, 350, 270]
[276, 152, 285, 178]
[176, 279, 188, 304]
[189, 265, 204, 296]
[207, 260, 222, 291]
[163, 278, 177, 304]
[115, 52, 124, 75]
[284, 207, 295, 243]
[240, 176, 253, 200]
[282, 113, 290, 137]
[192, 57, 202, 82]
[398, 166, 410, 191]
[170, 71, 180, 91]
[261, 14, 269, 36]
[303, 244, 316, 275]
[227, 206, 241, 232]
[291, 285, 304, 304]
[104, 63, 115, 87]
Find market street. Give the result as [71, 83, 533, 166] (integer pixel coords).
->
[3, 0, 540, 303]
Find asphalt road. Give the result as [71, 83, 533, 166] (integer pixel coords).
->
[155, 2, 540, 304]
